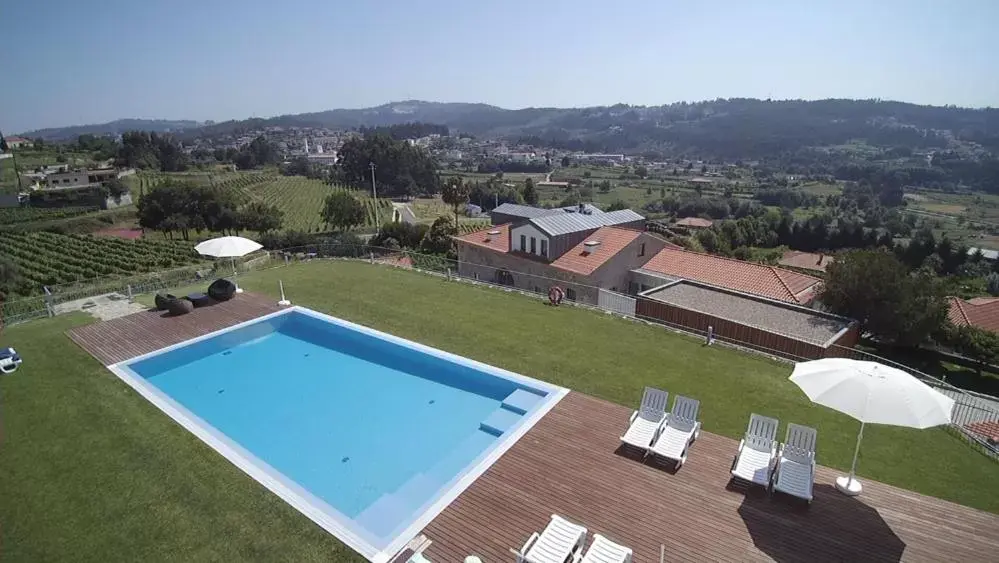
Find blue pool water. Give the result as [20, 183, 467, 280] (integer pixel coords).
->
[119, 308, 560, 559]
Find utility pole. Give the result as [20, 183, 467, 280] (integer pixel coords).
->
[369, 162, 379, 226]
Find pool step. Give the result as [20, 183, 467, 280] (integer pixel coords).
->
[424, 430, 496, 484]
[479, 407, 522, 437]
[354, 491, 410, 539]
[501, 389, 544, 415]
[354, 430, 497, 539]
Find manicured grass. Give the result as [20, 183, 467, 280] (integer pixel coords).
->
[0, 314, 364, 563]
[2, 261, 997, 562]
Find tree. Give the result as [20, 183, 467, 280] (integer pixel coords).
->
[337, 134, 440, 197]
[522, 177, 539, 205]
[320, 191, 366, 232]
[820, 250, 949, 347]
[700, 164, 708, 174]
[420, 216, 457, 255]
[239, 201, 284, 233]
[634, 165, 648, 179]
[561, 155, 571, 167]
[606, 199, 629, 211]
[441, 176, 471, 226]
[100, 178, 129, 203]
[583, 171, 592, 179]
[945, 324, 999, 375]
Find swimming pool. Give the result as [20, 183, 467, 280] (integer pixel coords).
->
[110, 307, 567, 562]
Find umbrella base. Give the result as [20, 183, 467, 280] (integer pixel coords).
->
[235, 287, 244, 294]
[835, 475, 863, 496]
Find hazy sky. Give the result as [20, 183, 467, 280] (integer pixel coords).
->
[3, 0, 997, 133]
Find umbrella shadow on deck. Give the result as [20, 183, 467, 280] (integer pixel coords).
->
[736, 483, 905, 562]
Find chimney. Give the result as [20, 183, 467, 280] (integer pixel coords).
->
[817, 253, 824, 265]
[582, 240, 601, 255]
[485, 229, 500, 242]
[578, 202, 585, 214]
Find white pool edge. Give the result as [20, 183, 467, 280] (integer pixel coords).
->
[108, 306, 568, 563]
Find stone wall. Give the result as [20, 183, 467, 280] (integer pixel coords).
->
[456, 243, 598, 303]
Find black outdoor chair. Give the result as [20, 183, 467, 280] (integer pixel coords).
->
[186, 293, 213, 308]
[154, 293, 177, 311]
[208, 278, 237, 302]
[167, 298, 194, 316]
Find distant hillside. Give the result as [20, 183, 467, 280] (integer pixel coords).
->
[196, 99, 999, 159]
[21, 119, 201, 141]
[22, 99, 999, 159]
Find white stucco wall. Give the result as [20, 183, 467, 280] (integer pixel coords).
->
[510, 223, 550, 258]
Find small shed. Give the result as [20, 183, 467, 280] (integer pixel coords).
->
[636, 280, 858, 360]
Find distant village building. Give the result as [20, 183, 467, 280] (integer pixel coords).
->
[674, 217, 714, 230]
[3, 136, 30, 149]
[779, 251, 835, 273]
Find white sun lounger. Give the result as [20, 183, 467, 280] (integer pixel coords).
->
[620, 387, 669, 450]
[513, 514, 587, 563]
[730, 413, 779, 487]
[0, 347, 22, 375]
[772, 423, 817, 503]
[580, 534, 633, 563]
[648, 395, 701, 469]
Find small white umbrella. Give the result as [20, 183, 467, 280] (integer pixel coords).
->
[789, 358, 954, 496]
[194, 236, 263, 293]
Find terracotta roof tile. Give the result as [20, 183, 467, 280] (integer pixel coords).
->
[453, 223, 510, 253]
[947, 297, 999, 332]
[779, 251, 835, 272]
[640, 247, 823, 304]
[550, 227, 642, 275]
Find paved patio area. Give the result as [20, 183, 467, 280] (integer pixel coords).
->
[66, 296, 999, 562]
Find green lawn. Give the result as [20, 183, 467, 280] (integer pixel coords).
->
[2, 261, 997, 561]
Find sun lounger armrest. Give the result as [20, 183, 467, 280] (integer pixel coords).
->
[629, 410, 638, 425]
[513, 532, 540, 563]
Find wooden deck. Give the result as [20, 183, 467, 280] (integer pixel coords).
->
[66, 292, 280, 365]
[422, 392, 999, 563]
[64, 298, 999, 562]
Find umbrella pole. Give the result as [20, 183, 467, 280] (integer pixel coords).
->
[837, 420, 865, 496]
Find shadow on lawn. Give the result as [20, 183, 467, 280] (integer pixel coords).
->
[735, 483, 905, 562]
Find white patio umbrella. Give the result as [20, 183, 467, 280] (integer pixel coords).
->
[194, 236, 263, 293]
[789, 358, 954, 496]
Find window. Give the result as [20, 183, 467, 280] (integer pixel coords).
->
[639, 242, 646, 257]
[540, 239, 548, 258]
[520, 234, 526, 251]
[565, 288, 577, 301]
[530, 237, 537, 254]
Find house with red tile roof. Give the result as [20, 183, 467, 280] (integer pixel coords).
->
[634, 246, 823, 305]
[947, 296, 999, 333]
[453, 221, 672, 306]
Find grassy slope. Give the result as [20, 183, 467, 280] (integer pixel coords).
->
[2, 261, 997, 562]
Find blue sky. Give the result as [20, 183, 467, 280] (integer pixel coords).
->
[2, 0, 997, 133]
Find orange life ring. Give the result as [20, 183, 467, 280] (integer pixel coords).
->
[548, 286, 564, 306]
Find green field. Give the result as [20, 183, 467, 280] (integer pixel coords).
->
[0, 231, 202, 292]
[1, 260, 997, 561]
[130, 172, 393, 233]
[0, 205, 99, 225]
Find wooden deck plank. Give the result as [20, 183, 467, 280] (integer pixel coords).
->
[64, 301, 999, 562]
[66, 292, 280, 365]
[422, 392, 999, 563]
